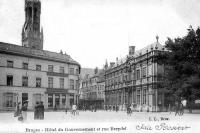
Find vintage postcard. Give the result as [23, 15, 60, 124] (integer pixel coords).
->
[0, 0, 200, 133]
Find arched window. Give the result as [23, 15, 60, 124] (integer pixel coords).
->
[34, 7, 37, 19]
[28, 7, 32, 17]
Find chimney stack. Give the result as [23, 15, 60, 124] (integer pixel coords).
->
[129, 46, 135, 56]
[94, 67, 98, 74]
[110, 62, 115, 67]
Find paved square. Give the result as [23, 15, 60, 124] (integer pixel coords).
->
[0, 111, 200, 123]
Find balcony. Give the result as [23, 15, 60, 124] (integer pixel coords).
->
[125, 80, 132, 85]
[47, 72, 68, 77]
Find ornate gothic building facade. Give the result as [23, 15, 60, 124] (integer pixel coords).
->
[105, 40, 166, 112]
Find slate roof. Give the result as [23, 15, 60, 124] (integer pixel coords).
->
[0, 42, 80, 66]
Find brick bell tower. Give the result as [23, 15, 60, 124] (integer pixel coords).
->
[22, 0, 43, 50]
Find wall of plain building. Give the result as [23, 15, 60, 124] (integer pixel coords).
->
[0, 53, 79, 110]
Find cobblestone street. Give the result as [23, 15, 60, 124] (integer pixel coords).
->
[0, 110, 200, 123]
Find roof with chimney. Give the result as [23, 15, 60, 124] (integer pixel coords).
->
[133, 41, 166, 58]
[0, 42, 80, 66]
[80, 68, 94, 79]
[106, 40, 166, 69]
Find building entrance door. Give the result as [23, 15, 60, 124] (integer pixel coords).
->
[22, 93, 28, 104]
[70, 94, 74, 107]
[55, 94, 60, 109]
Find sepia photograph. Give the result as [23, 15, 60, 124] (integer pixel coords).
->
[0, 0, 200, 133]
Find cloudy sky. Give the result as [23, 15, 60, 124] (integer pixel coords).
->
[0, 0, 199, 68]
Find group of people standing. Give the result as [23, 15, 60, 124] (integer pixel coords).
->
[14, 101, 44, 122]
[34, 102, 44, 120]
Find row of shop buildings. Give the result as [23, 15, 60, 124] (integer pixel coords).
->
[79, 38, 167, 112]
[79, 68, 105, 110]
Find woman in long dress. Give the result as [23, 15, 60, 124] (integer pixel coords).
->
[21, 101, 28, 122]
[14, 102, 21, 117]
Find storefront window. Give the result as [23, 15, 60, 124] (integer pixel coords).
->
[70, 94, 74, 107]
[55, 94, 60, 107]
[143, 89, 147, 104]
[22, 93, 28, 104]
[62, 94, 66, 106]
[7, 75, 13, 86]
[48, 94, 53, 108]
[137, 90, 141, 105]
[3, 93, 14, 107]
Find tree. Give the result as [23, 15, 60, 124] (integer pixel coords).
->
[156, 26, 200, 112]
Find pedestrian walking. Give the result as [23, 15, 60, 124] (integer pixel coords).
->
[116, 105, 119, 112]
[65, 105, 68, 114]
[54, 104, 57, 111]
[127, 105, 132, 116]
[72, 104, 77, 116]
[130, 105, 133, 115]
[94, 105, 97, 112]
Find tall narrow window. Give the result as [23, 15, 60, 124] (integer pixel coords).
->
[70, 79, 74, 89]
[7, 75, 13, 86]
[76, 80, 79, 89]
[4, 93, 14, 107]
[76, 68, 79, 74]
[48, 77, 53, 88]
[136, 69, 140, 80]
[143, 89, 147, 104]
[28, 7, 32, 17]
[48, 94, 53, 108]
[60, 78, 64, 88]
[62, 94, 66, 106]
[22, 76, 28, 87]
[34, 7, 37, 21]
[23, 63, 28, 69]
[137, 90, 141, 104]
[7, 61, 13, 68]
[36, 78, 41, 87]
[59, 67, 64, 74]
[22, 93, 28, 104]
[142, 67, 147, 78]
[48, 65, 53, 72]
[69, 68, 74, 75]
[36, 65, 41, 71]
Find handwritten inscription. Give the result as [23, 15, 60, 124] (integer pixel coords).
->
[136, 123, 191, 131]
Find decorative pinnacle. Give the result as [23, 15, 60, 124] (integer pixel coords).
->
[156, 35, 159, 43]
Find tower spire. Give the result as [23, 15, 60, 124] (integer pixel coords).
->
[22, 0, 43, 50]
[156, 35, 159, 43]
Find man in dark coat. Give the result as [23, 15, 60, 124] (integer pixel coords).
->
[39, 101, 44, 120]
[34, 102, 39, 120]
